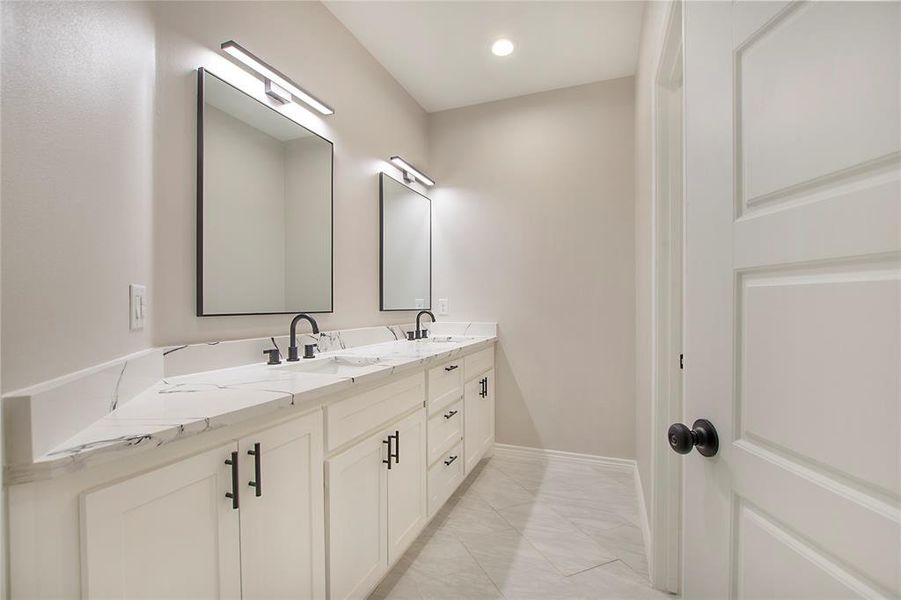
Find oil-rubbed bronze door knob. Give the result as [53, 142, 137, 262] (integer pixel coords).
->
[667, 419, 719, 457]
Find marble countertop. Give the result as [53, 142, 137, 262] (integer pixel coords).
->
[7, 332, 495, 483]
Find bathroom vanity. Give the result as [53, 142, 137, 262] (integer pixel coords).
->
[4, 323, 496, 599]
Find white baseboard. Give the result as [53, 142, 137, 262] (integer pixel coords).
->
[634, 465, 653, 577]
[493, 443, 636, 472]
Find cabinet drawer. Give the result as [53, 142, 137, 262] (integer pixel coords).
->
[427, 399, 463, 466]
[325, 373, 424, 452]
[427, 358, 463, 412]
[464, 347, 494, 380]
[428, 441, 464, 516]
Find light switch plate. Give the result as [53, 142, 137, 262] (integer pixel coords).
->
[129, 284, 146, 330]
[438, 298, 449, 316]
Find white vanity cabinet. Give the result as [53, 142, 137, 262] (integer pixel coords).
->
[8, 335, 496, 599]
[326, 407, 427, 600]
[80, 411, 324, 600]
[464, 347, 495, 475]
[236, 415, 326, 600]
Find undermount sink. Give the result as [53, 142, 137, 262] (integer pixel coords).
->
[417, 335, 476, 344]
[282, 355, 390, 377]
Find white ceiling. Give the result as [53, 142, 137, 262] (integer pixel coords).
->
[324, 1, 645, 113]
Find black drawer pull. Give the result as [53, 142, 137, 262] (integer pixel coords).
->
[443, 410, 458, 419]
[247, 442, 262, 497]
[224, 451, 239, 509]
[394, 430, 400, 464]
[444, 455, 458, 466]
[444, 364, 459, 372]
[383, 436, 393, 469]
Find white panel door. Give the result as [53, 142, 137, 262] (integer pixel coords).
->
[238, 412, 325, 600]
[387, 408, 428, 563]
[81, 444, 242, 599]
[326, 428, 389, 600]
[683, 1, 900, 598]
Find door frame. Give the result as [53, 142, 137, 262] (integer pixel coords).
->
[649, 0, 684, 593]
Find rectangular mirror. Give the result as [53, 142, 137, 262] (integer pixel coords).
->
[197, 68, 333, 316]
[380, 173, 431, 311]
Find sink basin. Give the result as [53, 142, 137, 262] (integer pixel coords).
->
[282, 355, 390, 377]
[417, 336, 477, 344]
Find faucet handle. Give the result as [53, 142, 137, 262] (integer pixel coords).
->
[263, 348, 281, 365]
[302, 344, 317, 359]
[406, 331, 416, 341]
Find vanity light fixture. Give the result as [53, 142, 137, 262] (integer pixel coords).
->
[389, 156, 435, 187]
[220, 40, 334, 115]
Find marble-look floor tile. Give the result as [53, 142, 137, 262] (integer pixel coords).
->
[432, 502, 517, 539]
[370, 564, 422, 600]
[465, 465, 536, 510]
[573, 521, 649, 577]
[567, 560, 669, 599]
[373, 454, 659, 600]
[415, 569, 503, 600]
[496, 502, 617, 575]
[460, 530, 587, 600]
[403, 529, 484, 578]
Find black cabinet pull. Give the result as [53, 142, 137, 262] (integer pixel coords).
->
[479, 377, 487, 398]
[443, 410, 458, 419]
[393, 430, 400, 464]
[444, 364, 459, 372]
[247, 442, 262, 497]
[444, 455, 458, 466]
[225, 451, 239, 509]
[383, 436, 393, 470]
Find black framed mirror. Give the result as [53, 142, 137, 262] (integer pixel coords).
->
[379, 172, 431, 311]
[196, 68, 333, 316]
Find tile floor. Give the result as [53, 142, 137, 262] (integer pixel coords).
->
[370, 451, 672, 600]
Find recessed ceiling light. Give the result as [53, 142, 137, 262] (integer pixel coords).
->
[491, 39, 514, 57]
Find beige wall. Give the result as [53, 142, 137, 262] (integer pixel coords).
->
[634, 1, 672, 522]
[1, 1, 157, 392]
[1, 1, 429, 392]
[429, 79, 636, 459]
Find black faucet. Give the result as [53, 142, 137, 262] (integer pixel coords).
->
[288, 314, 319, 361]
[414, 310, 435, 340]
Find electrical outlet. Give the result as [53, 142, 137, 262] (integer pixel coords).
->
[130, 284, 147, 330]
[438, 298, 449, 316]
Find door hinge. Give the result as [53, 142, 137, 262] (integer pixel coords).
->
[679, 353, 684, 370]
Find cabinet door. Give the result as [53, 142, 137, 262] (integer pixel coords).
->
[238, 412, 325, 600]
[464, 371, 495, 475]
[464, 377, 482, 475]
[326, 429, 389, 600]
[480, 369, 496, 456]
[387, 408, 427, 563]
[81, 444, 241, 599]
